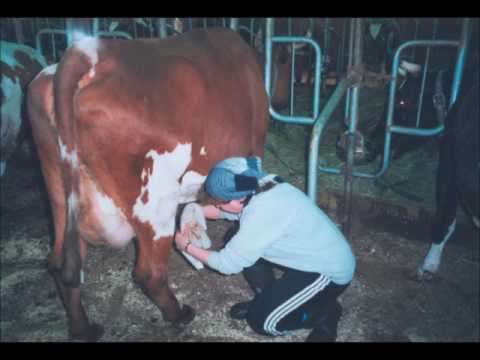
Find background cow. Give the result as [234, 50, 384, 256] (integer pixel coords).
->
[1, 41, 47, 176]
[27, 28, 269, 341]
[417, 66, 479, 279]
[366, 53, 478, 163]
[364, 19, 401, 75]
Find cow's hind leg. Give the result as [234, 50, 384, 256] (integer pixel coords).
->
[28, 75, 103, 341]
[133, 228, 195, 325]
[49, 238, 104, 341]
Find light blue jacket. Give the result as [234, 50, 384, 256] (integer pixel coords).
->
[207, 183, 355, 285]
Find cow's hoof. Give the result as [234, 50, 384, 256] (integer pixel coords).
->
[170, 305, 196, 325]
[69, 323, 104, 342]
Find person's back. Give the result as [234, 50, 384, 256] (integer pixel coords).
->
[232, 182, 355, 285]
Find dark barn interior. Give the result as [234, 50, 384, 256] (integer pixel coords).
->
[1, 17, 478, 342]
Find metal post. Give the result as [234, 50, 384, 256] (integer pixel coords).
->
[342, 18, 362, 239]
[308, 77, 353, 200]
[411, 18, 420, 61]
[323, 18, 331, 67]
[158, 18, 167, 38]
[13, 18, 25, 44]
[265, 18, 274, 98]
[230, 18, 239, 31]
[344, 19, 356, 124]
[288, 17, 295, 117]
[449, 18, 471, 107]
[66, 18, 74, 46]
[92, 18, 99, 36]
[415, 19, 438, 128]
[338, 18, 348, 76]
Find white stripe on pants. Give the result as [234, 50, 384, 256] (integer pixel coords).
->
[263, 274, 331, 336]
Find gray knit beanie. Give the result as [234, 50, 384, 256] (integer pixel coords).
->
[205, 156, 281, 201]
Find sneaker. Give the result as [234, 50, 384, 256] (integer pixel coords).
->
[229, 301, 252, 320]
[305, 301, 343, 342]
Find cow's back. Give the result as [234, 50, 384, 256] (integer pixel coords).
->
[61, 29, 268, 197]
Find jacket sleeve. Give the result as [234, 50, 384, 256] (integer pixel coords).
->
[207, 196, 290, 275]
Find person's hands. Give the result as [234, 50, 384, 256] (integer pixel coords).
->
[175, 221, 202, 251]
[183, 221, 202, 241]
[174, 229, 188, 251]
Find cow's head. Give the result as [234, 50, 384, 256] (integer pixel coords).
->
[365, 20, 401, 74]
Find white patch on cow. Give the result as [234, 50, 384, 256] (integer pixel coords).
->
[200, 146, 207, 156]
[133, 143, 193, 240]
[34, 63, 57, 81]
[179, 170, 206, 203]
[67, 191, 79, 214]
[88, 67, 96, 78]
[58, 138, 79, 169]
[398, 67, 407, 77]
[1, 75, 22, 171]
[91, 187, 135, 248]
[75, 36, 99, 67]
[419, 219, 456, 275]
[400, 60, 422, 75]
[141, 168, 148, 182]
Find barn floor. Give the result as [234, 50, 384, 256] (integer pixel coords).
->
[1, 86, 479, 342]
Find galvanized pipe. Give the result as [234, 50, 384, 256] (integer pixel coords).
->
[323, 18, 331, 64]
[92, 18, 99, 36]
[267, 36, 322, 125]
[13, 18, 24, 44]
[308, 76, 354, 200]
[379, 39, 459, 177]
[158, 18, 167, 38]
[415, 19, 438, 128]
[449, 18, 471, 108]
[265, 18, 274, 100]
[290, 37, 297, 117]
[342, 18, 363, 238]
[344, 19, 356, 123]
[318, 39, 461, 181]
[230, 18, 239, 31]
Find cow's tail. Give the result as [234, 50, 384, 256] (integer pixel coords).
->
[53, 39, 98, 287]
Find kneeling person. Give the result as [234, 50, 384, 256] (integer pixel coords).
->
[175, 156, 355, 342]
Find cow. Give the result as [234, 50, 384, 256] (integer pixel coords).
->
[364, 52, 478, 163]
[1, 41, 47, 176]
[364, 19, 401, 75]
[417, 68, 479, 279]
[27, 28, 269, 341]
[177, 17, 301, 112]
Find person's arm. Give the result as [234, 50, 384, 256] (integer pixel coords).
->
[202, 204, 240, 221]
[202, 204, 222, 220]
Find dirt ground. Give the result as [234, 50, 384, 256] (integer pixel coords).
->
[1, 86, 478, 342]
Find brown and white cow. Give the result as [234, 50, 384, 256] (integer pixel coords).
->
[1, 41, 47, 176]
[27, 28, 269, 341]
